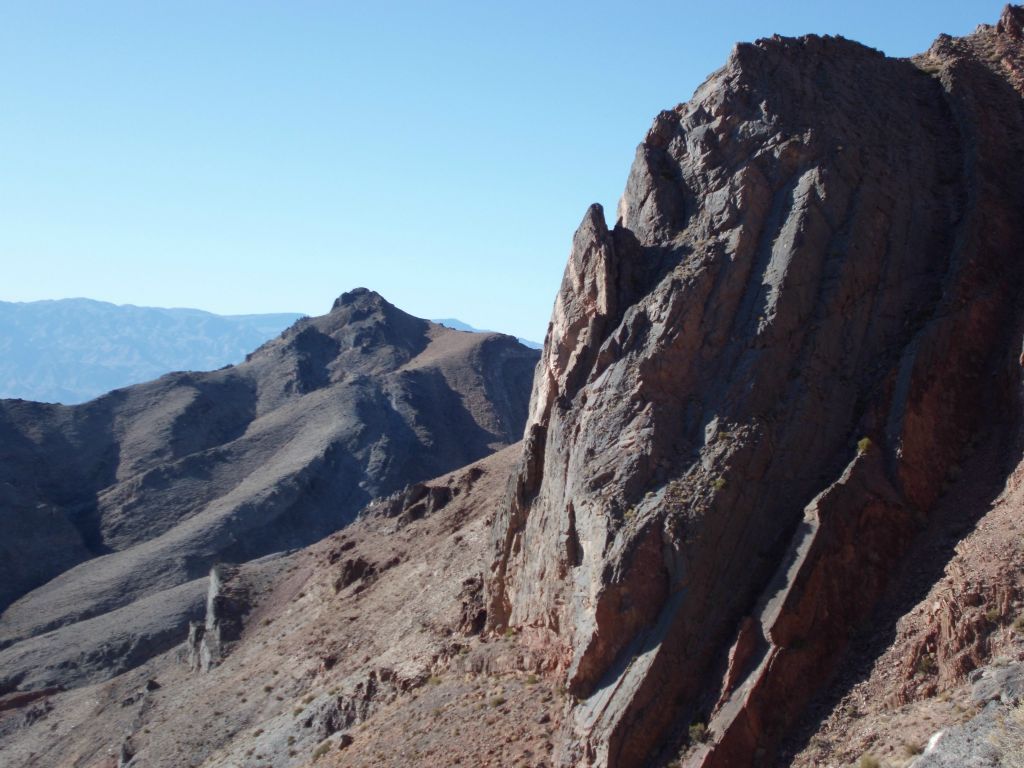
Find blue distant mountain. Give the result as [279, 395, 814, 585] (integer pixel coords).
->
[433, 318, 541, 350]
[0, 298, 304, 404]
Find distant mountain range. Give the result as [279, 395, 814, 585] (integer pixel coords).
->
[432, 318, 541, 350]
[0, 299, 539, 405]
[0, 298, 305, 404]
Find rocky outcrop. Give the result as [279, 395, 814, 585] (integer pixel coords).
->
[186, 565, 250, 673]
[0, 289, 537, 693]
[489, 7, 1024, 767]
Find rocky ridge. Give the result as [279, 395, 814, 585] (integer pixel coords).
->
[0, 288, 537, 694]
[488, 6, 1024, 766]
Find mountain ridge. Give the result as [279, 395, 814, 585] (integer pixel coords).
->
[0, 288, 538, 695]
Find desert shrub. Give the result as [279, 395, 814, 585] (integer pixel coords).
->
[916, 653, 937, 676]
[688, 721, 709, 744]
[902, 739, 924, 756]
[312, 741, 331, 762]
[857, 437, 872, 454]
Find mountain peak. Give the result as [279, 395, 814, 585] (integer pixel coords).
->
[331, 287, 388, 311]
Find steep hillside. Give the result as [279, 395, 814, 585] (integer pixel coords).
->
[488, 5, 1024, 767]
[0, 288, 537, 694]
[0, 298, 303, 403]
[0, 448, 559, 768]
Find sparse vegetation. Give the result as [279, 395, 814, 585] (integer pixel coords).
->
[986, 606, 1003, 623]
[489, 696, 507, 707]
[857, 437, 872, 455]
[1013, 615, 1024, 633]
[990, 702, 1024, 768]
[688, 720, 709, 744]
[857, 755, 881, 768]
[312, 741, 332, 761]
[712, 477, 726, 492]
[525, 674, 539, 685]
[427, 675, 442, 685]
[916, 653, 937, 676]
[902, 739, 925, 756]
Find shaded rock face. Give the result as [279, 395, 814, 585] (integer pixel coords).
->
[0, 289, 537, 691]
[489, 8, 1024, 767]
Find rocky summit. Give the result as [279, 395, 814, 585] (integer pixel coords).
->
[4, 6, 1024, 768]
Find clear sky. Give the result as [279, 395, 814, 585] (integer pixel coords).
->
[0, 1, 1005, 342]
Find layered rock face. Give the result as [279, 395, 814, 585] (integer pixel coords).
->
[0, 289, 537, 691]
[489, 7, 1024, 767]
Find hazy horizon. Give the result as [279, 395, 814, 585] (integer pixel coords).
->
[0, 1, 1004, 342]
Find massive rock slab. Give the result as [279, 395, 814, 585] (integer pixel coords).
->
[0, 288, 537, 691]
[489, 7, 1024, 767]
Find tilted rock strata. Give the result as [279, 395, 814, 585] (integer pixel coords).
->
[489, 7, 1024, 767]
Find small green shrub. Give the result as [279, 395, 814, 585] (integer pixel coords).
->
[857, 437, 873, 455]
[857, 756, 881, 768]
[986, 606, 1003, 623]
[525, 674, 539, 685]
[1013, 615, 1024, 632]
[490, 696, 506, 707]
[427, 675, 442, 685]
[688, 721, 709, 744]
[712, 477, 726, 492]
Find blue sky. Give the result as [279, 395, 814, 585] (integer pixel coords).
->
[0, 1, 1004, 342]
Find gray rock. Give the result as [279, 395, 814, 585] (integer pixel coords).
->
[971, 662, 1024, 706]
